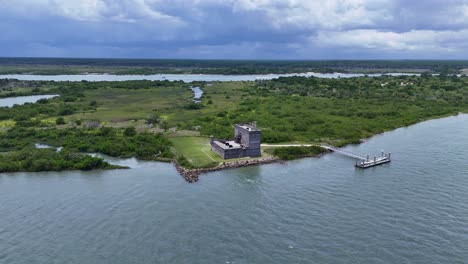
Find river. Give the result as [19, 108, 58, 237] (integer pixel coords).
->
[0, 72, 417, 82]
[1, 114, 467, 263]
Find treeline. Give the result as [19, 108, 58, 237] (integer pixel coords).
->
[2, 58, 468, 74]
[0, 149, 121, 173]
[2, 58, 468, 70]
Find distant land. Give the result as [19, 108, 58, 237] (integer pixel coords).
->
[0, 57, 467, 75]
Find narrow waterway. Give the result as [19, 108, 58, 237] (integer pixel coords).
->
[189, 86, 203, 103]
[0, 114, 467, 264]
[0, 94, 58, 107]
[0, 72, 417, 82]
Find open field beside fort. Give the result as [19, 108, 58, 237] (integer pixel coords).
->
[170, 136, 273, 168]
[169, 137, 221, 168]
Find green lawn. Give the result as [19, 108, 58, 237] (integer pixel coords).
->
[170, 136, 273, 168]
[169, 137, 222, 168]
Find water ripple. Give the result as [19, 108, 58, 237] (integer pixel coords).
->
[1, 115, 468, 263]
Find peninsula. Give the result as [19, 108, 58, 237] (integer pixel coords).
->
[0, 68, 467, 181]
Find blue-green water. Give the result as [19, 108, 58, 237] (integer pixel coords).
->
[1, 115, 468, 264]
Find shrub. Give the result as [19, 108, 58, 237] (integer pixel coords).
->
[123, 127, 137, 137]
[273, 146, 326, 160]
[56, 117, 66, 125]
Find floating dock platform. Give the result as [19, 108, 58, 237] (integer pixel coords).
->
[322, 145, 391, 169]
[355, 155, 391, 168]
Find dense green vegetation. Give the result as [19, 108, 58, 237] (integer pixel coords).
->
[0, 149, 122, 173]
[1, 58, 468, 75]
[0, 73, 467, 171]
[0, 127, 173, 160]
[271, 146, 327, 160]
[185, 75, 467, 146]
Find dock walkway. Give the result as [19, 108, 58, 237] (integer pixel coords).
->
[320, 145, 367, 161]
[261, 143, 391, 169]
[321, 145, 391, 169]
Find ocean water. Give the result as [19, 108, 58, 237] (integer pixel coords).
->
[0, 114, 467, 264]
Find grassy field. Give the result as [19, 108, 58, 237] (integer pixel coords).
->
[0, 80, 246, 136]
[56, 82, 246, 125]
[169, 137, 221, 168]
[170, 137, 273, 168]
[71, 86, 191, 122]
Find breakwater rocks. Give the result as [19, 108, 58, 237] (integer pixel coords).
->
[174, 157, 283, 183]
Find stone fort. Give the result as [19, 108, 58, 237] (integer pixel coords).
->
[210, 124, 261, 159]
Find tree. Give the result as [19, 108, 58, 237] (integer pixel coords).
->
[160, 120, 169, 131]
[124, 127, 137, 137]
[56, 117, 66, 125]
[146, 114, 160, 125]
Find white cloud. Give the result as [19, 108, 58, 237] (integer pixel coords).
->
[50, 0, 105, 21]
[231, 0, 395, 30]
[314, 29, 468, 52]
[0, 0, 184, 24]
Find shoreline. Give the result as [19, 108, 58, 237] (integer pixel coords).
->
[173, 149, 330, 183]
[2, 114, 465, 180]
[173, 157, 284, 183]
[173, 113, 468, 183]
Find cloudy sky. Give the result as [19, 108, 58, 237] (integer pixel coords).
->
[1, 0, 468, 59]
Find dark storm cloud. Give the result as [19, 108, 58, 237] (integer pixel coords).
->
[1, 0, 468, 59]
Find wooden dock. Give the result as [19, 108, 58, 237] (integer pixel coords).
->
[321, 145, 391, 169]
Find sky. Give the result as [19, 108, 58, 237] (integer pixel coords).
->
[1, 0, 468, 59]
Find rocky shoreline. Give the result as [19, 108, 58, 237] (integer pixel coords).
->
[174, 157, 284, 183]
